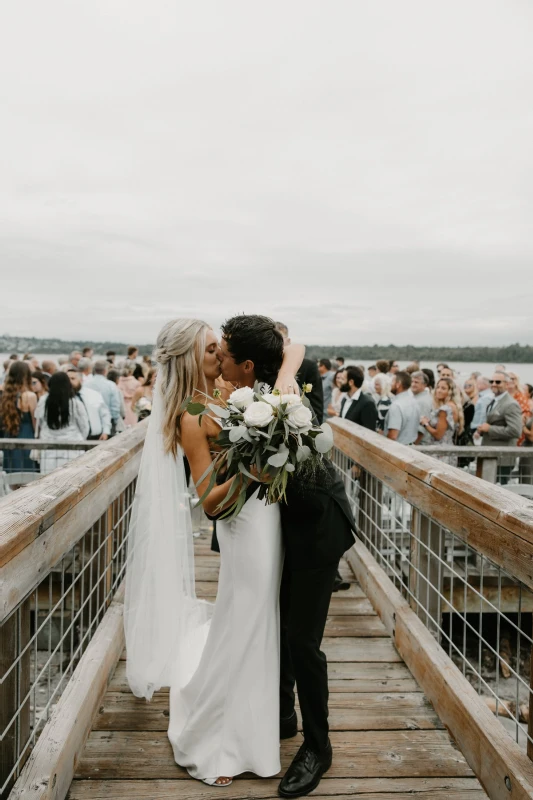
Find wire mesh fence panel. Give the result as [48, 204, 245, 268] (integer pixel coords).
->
[0, 477, 136, 797]
[331, 444, 533, 753]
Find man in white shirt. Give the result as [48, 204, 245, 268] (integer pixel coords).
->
[385, 372, 420, 445]
[411, 371, 434, 444]
[85, 360, 122, 428]
[67, 368, 111, 440]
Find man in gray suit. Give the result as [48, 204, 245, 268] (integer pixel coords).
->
[477, 371, 522, 484]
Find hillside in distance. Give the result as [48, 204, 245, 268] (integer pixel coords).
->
[2, 335, 532, 363]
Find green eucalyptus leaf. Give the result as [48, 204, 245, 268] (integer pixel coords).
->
[187, 402, 206, 416]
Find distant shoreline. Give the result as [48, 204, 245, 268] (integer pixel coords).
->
[1, 337, 532, 364]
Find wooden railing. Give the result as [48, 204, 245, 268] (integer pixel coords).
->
[330, 418, 533, 800]
[0, 423, 147, 799]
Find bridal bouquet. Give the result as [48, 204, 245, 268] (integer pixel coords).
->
[186, 384, 333, 519]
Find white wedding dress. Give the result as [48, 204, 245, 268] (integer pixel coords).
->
[124, 384, 284, 782]
[169, 491, 283, 780]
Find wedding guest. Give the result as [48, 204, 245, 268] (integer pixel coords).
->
[335, 356, 345, 368]
[82, 347, 94, 360]
[41, 360, 57, 378]
[389, 360, 400, 375]
[422, 368, 435, 390]
[461, 378, 478, 437]
[411, 371, 433, 444]
[126, 346, 145, 381]
[436, 363, 448, 376]
[373, 374, 393, 431]
[106, 350, 116, 365]
[69, 351, 82, 368]
[376, 359, 390, 376]
[368, 365, 378, 380]
[526, 384, 533, 415]
[338, 367, 378, 430]
[24, 354, 41, 371]
[456, 377, 477, 464]
[385, 372, 419, 444]
[521, 415, 533, 484]
[118, 364, 141, 426]
[471, 377, 494, 434]
[477, 372, 522, 484]
[405, 361, 420, 375]
[31, 371, 49, 401]
[506, 372, 531, 445]
[106, 368, 126, 433]
[0, 361, 37, 475]
[132, 369, 156, 421]
[77, 358, 92, 382]
[318, 358, 336, 421]
[440, 366, 455, 380]
[327, 369, 348, 417]
[85, 361, 122, 425]
[67, 367, 111, 440]
[35, 372, 90, 475]
[57, 355, 69, 367]
[420, 377, 463, 465]
[9, 353, 18, 361]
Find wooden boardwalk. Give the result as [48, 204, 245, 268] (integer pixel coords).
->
[67, 530, 487, 800]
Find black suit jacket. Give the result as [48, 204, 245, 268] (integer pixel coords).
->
[339, 392, 378, 432]
[296, 358, 324, 425]
[280, 459, 356, 570]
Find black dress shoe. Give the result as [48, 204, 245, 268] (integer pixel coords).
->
[280, 710, 298, 739]
[332, 570, 350, 592]
[278, 740, 332, 798]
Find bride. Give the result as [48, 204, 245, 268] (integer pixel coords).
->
[124, 318, 303, 786]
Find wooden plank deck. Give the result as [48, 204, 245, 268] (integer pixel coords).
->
[67, 531, 487, 800]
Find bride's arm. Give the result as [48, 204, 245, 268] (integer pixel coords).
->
[181, 413, 246, 516]
[274, 343, 305, 394]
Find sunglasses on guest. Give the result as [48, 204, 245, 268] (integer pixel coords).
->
[490, 380, 503, 385]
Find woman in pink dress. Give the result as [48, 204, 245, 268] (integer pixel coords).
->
[118, 364, 141, 426]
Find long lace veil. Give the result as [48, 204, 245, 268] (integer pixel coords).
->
[124, 378, 212, 700]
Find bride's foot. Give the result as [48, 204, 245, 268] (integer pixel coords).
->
[201, 776, 233, 786]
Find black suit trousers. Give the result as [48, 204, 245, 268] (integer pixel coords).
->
[280, 559, 338, 755]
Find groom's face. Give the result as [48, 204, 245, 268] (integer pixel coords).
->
[218, 337, 255, 386]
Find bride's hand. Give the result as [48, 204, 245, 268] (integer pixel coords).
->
[273, 370, 299, 395]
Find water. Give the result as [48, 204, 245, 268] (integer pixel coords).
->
[1, 354, 532, 386]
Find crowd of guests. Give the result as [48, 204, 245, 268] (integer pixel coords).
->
[318, 357, 533, 483]
[2, 343, 533, 488]
[0, 346, 156, 483]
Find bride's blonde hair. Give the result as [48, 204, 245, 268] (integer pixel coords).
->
[154, 318, 210, 455]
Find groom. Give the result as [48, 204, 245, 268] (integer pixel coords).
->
[219, 315, 356, 798]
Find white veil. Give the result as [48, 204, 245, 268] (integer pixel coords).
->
[124, 378, 212, 700]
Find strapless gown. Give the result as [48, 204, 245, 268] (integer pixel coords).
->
[168, 489, 283, 780]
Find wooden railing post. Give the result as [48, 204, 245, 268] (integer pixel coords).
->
[476, 456, 498, 484]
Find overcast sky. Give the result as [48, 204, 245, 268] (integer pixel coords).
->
[2, 0, 532, 346]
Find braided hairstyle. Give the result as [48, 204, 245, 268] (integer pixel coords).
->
[154, 318, 211, 456]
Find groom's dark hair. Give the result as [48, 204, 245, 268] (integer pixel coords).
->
[221, 315, 284, 385]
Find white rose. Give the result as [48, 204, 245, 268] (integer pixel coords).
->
[243, 401, 274, 428]
[262, 393, 281, 407]
[287, 404, 313, 428]
[281, 394, 302, 408]
[229, 386, 254, 410]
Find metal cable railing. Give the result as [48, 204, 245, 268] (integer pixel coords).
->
[332, 442, 533, 753]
